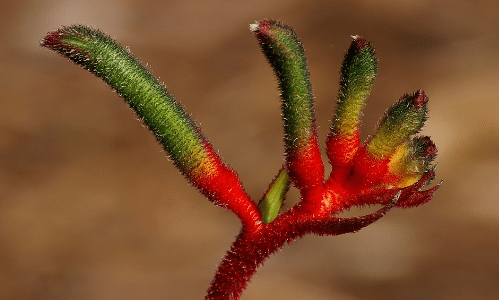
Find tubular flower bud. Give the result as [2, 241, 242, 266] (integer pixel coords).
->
[327, 36, 377, 167]
[366, 90, 428, 159]
[40, 25, 206, 174]
[40, 25, 262, 232]
[250, 20, 324, 190]
[345, 90, 432, 192]
[386, 136, 438, 187]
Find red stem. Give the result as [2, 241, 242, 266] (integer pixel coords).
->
[194, 140, 263, 232]
[204, 208, 306, 300]
[204, 201, 395, 300]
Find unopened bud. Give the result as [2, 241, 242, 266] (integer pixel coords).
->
[367, 90, 429, 159]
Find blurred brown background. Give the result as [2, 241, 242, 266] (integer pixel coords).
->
[1, 0, 498, 299]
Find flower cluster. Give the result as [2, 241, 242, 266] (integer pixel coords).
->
[41, 19, 440, 300]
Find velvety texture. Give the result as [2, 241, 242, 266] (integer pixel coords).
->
[1, 0, 497, 299]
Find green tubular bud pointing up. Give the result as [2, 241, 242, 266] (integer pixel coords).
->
[367, 90, 429, 159]
[250, 20, 324, 190]
[331, 36, 378, 137]
[250, 19, 316, 153]
[40, 25, 207, 175]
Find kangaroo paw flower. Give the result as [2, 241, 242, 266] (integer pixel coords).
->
[42, 21, 442, 300]
[327, 36, 377, 169]
[41, 25, 262, 232]
[251, 20, 324, 192]
[367, 90, 429, 158]
[386, 136, 438, 187]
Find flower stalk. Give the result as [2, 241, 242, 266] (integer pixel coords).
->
[41, 20, 440, 300]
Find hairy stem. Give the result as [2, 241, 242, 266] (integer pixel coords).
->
[205, 201, 395, 299]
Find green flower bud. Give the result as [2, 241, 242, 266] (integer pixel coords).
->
[367, 90, 428, 158]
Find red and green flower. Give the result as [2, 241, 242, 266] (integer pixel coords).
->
[42, 19, 440, 300]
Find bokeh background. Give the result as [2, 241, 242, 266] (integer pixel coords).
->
[1, 0, 498, 299]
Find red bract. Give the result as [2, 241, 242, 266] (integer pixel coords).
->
[41, 19, 441, 300]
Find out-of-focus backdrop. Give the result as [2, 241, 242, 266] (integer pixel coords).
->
[1, 0, 498, 299]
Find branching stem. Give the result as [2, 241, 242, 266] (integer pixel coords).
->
[41, 20, 440, 300]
